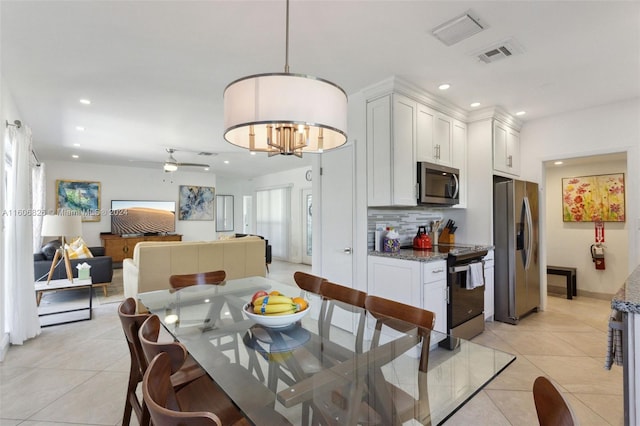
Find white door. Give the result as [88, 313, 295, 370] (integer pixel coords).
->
[301, 188, 312, 265]
[320, 144, 354, 331]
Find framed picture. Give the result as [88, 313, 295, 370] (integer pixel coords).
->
[562, 173, 625, 222]
[56, 180, 101, 222]
[179, 185, 215, 221]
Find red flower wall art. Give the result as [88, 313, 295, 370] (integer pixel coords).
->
[562, 173, 625, 222]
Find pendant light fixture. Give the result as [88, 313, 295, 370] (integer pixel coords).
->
[223, 0, 348, 157]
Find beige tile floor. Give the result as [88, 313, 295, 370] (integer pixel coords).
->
[0, 262, 623, 425]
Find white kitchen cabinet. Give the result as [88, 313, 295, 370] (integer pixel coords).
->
[416, 104, 452, 166]
[368, 256, 447, 347]
[423, 260, 447, 345]
[452, 119, 467, 208]
[483, 250, 495, 320]
[493, 120, 520, 176]
[366, 93, 417, 206]
[368, 256, 421, 307]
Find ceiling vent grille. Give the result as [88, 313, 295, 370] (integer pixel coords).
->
[431, 10, 487, 46]
[475, 38, 524, 63]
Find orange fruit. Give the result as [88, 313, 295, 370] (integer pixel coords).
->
[269, 290, 281, 296]
[292, 297, 308, 312]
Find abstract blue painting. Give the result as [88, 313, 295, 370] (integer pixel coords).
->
[178, 185, 215, 220]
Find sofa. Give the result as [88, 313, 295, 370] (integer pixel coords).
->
[34, 240, 114, 295]
[235, 233, 272, 269]
[123, 237, 266, 302]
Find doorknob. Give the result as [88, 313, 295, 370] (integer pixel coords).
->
[343, 248, 352, 254]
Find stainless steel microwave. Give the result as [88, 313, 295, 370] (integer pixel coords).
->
[417, 162, 460, 205]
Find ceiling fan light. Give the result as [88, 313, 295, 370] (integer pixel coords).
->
[163, 162, 178, 172]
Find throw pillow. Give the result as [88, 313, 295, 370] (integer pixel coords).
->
[41, 240, 62, 260]
[66, 237, 94, 259]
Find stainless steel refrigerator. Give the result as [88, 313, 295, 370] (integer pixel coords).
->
[494, 178, 540, 324]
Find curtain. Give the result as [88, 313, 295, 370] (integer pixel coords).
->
[32, 162, 45, 253]
[4, 125, 40, 344]
[256, 186, 291, 260]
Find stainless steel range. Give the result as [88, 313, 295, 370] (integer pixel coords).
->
[439, 246, 489, 350]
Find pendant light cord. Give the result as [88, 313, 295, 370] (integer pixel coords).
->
[284, 0, 290, 73]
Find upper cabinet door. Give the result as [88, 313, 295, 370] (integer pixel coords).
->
[493, 120, 520, 176]
[416, 104, 452, 166]
[367, 95, 392, 206]
[392, 94, 417, 206]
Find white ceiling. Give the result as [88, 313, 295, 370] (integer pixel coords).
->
[2, 1, 639, 179]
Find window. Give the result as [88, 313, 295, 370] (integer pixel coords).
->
[256, 187, 291, 259]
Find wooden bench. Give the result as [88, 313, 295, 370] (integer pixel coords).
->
[546, 266, 577, 299]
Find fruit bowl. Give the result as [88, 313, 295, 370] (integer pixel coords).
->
[243, 303, 310, 329]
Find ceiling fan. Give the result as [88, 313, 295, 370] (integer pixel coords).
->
[163, 148, 211, 172]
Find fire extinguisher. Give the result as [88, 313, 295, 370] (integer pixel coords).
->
[591, 244, 605, 270]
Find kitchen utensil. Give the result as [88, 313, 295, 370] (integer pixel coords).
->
[413, 226, 433, 250]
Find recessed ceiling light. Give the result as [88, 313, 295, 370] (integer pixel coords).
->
[224, 160, 230, 164]
[470, 102, 481, 108]
[75, 126, 85, 131]
[554, 161, 563, 165]
[438, 83, 451, 90]
[72, 154, 79, 159]
[250, 152, 257, 156]
[204, 167, 210, 171]
[79, 99, 91, 105]
[515, 111, 526, 116]
[73, 143, 80, 147]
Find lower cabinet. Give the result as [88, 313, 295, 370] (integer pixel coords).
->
[368, 256, 447, 346]
[101, 234, 182, 262]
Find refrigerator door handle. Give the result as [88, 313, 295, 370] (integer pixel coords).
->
[523, 195, 533, 270]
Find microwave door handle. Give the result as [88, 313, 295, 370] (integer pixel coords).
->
[451, 173, 459, 199]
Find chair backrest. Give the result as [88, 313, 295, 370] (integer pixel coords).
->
[169, 270, 226, 289]
[118, 297, 151, 374]
[293, 271, 326, 295]
[138, 314, 189, 375]
[533, 376, 576, 426]
[364, 295, 435, 372]
[143, 352, 222, 426]
[319, 281, 367, 353]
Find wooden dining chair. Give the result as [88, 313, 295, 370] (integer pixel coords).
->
[319, 281, 367, 355]
[533, 376, 577, 426]
[294, 271, 326, 295]
[142, 352, 242, 426]
[169, 270, 226, 289]
[137, 314, 218, 389]
[364, 295, 436, 425]
[118, 298, 152, 426]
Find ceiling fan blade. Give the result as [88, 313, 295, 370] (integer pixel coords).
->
[176, 162, 210, 168]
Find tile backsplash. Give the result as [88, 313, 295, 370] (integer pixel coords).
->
[368, 208, 445, 249]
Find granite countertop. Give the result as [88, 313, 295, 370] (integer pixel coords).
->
[612, 264, 640, 314]
[369, 244, 493, 263]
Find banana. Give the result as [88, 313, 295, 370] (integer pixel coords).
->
[253, 295, 294, 306]
[253, 303, 297, 314]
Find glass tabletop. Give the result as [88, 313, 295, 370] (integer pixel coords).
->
[138, 276, 516, 425]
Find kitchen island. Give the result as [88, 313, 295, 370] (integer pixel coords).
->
[612, 265, 640, 426]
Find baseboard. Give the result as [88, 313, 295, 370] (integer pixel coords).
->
[548, 285, 613, 301]
[0, 332, 9, 362]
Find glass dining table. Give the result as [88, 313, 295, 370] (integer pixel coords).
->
[138, 276, 516, 425]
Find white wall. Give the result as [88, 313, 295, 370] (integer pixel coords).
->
[521, 98, 640, 277]
[43, 160, 217, 246]
[545, 157, 628, 296]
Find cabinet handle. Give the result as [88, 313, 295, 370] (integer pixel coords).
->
[124, 246, 128, 253]
[344, 248, 353, 254]
[507, 155, 513, 167]
[432, 268, 444, 273]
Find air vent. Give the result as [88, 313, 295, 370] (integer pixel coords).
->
[475, 38, 524, 64]
[431, 10, 487, 46]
